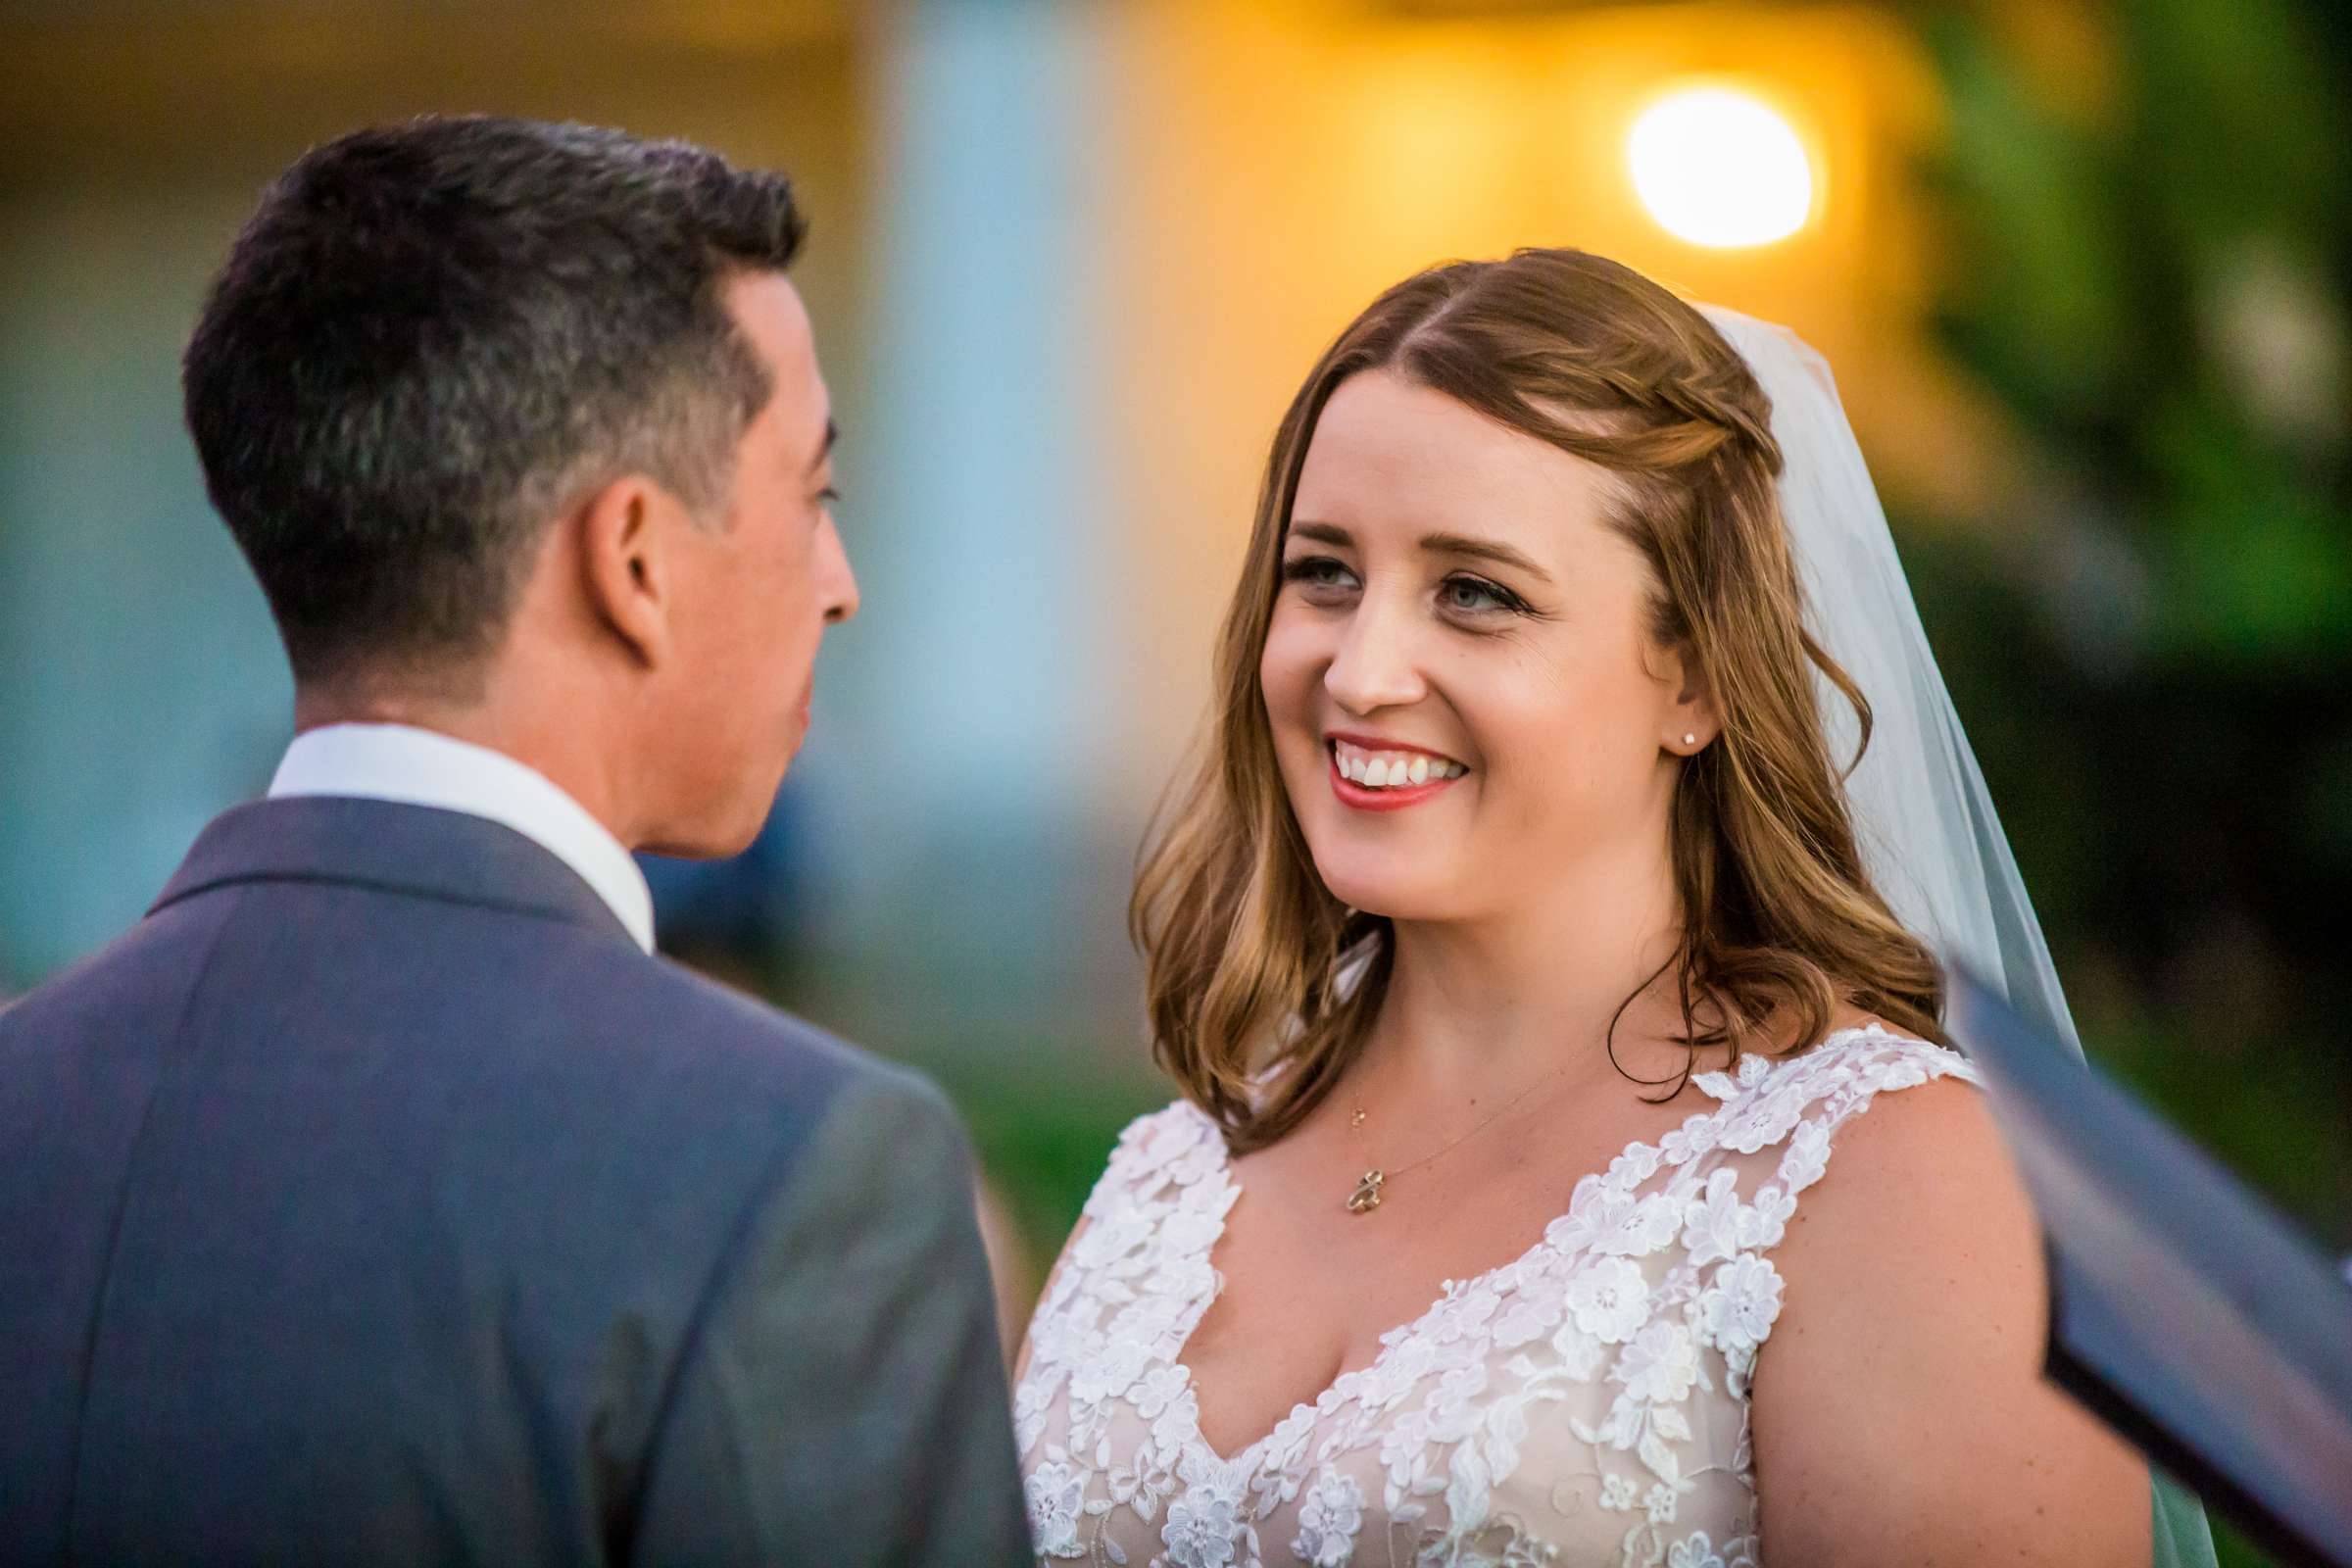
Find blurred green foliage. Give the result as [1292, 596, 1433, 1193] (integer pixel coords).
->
[1914, 0, 2351, 1198]
[938, 1044, 1165, 1279]
[1916, 4, 2350, 1561]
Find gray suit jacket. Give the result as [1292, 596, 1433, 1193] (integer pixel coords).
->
[0, 797, 1033, 1566]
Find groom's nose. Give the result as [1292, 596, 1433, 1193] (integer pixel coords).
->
[819, 514, 860, 626]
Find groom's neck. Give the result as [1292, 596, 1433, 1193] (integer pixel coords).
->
[290, 668, 644, 851]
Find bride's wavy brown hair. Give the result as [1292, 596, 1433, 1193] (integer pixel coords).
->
[1134, 247, 1948, 1154]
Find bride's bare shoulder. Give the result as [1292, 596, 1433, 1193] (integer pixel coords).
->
[1776, 1040, 2010, 1257]
[1747, 1012, 2148, 1564]
[1779, 1003, 1998, 1235]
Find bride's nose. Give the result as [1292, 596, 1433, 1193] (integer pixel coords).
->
[1323, 601, 1428, 715]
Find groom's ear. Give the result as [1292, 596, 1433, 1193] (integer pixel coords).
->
[575, 474, 681, 668]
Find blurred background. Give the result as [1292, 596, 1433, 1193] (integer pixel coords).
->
[1, 2, 2344, 1556]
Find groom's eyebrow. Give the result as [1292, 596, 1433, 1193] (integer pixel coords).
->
[805, 417, 838, 477]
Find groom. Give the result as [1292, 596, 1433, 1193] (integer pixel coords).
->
[0, 118, 1031, 1564]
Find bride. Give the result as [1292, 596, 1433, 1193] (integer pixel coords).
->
[1013, 249, 2215, 1566]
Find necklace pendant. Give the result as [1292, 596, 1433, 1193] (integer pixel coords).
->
[1346, 1169, 1386, 1214]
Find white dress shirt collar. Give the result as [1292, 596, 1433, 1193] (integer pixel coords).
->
[267, 722, 656, 954]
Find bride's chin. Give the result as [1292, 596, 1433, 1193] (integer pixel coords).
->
[1310, 860, 1442, 924]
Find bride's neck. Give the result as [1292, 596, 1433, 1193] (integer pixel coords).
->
[1368, 857, 1688, 1100]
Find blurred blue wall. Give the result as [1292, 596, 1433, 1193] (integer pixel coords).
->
[795, 0, 1136, 1029]
[0, 186, 289, 986]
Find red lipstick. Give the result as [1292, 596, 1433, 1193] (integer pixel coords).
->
[1326, 740, 1467, 813]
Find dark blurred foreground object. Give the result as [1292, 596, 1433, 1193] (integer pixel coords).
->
[1949, 973, 2352, 1568]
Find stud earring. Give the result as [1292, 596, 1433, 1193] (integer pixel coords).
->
[1682, 732, 1697, 747]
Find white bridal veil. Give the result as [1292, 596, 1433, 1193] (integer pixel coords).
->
[1699, 305, 2219, 1567]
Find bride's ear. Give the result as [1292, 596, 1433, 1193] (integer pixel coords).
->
[1658, 637, 1721, 754]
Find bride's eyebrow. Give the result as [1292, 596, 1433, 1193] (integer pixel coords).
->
[1421, 531, 1553, 586]
[1287, 522, 1353, 549]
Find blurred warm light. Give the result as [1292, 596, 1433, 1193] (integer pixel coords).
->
[1628, 86, 1814, 248]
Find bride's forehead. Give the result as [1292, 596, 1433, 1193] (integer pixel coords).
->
[1308, 371, 1524, 457]
[1294, 379, 1622, 545]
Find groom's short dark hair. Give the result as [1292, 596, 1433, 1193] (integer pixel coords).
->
[183, 115, 805, 686]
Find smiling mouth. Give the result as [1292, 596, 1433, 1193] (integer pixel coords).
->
[1327, 737, 1469, 809]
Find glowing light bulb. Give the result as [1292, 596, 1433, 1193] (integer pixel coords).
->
[1628, 87, 1814, 248]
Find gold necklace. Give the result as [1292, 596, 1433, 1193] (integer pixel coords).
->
[1343, 1055, 1576, 1214]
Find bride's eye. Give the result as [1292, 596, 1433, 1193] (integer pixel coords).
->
[1281, 555, 1359, 601]
[1439, 574, 1525, 616]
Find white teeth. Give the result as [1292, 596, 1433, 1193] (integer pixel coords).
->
[1332, 742, 1466, 789]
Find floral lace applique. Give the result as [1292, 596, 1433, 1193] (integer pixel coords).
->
[1015, 1026, 1980, 1567]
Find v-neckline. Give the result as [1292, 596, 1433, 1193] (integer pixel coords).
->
[1163, 1025, 1884, 1470]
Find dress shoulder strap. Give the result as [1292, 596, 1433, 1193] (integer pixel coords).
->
[1684, 1023, 1984, 1221]
[1691, 1021, 1977, 1139]
[1092, 1099, 1227, 1211]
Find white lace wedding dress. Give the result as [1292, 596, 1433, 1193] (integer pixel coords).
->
[1014, 1024, 1981, 1567]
